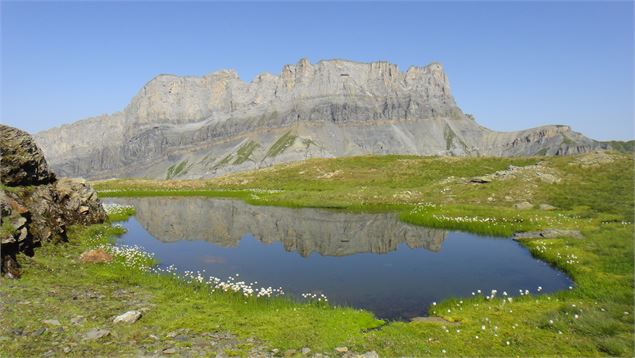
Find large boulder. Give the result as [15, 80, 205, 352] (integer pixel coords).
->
[0, 124, 55, 186]
[0, 124, 106, 277]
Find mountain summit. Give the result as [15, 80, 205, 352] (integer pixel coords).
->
[35, 58, 600, 179]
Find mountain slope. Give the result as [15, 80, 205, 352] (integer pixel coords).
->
[35, 58, 601, 179]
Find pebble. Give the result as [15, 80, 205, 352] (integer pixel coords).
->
[301, 347, 311, 355]
[162, 348, 177, 354]
[84, 328, 110, 340]
[32, 327, 47, 336]
[42, 319, 61, 326]
[113, 310, 142, 324]
[335, 346, 349, 353]
[70, 316, 85, 325]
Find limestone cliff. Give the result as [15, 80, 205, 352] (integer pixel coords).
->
[0, 125, 106, 278]
[35, 59, 602, 179]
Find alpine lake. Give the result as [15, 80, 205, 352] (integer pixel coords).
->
[110, 197, 572, 321]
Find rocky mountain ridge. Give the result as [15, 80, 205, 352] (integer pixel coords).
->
[35, 59, 603, 179]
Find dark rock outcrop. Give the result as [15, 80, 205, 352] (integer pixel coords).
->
[0, 124, 106, 278]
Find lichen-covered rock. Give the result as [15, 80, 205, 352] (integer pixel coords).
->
[0, 124, 55, 186]
[0, 125, 106, 277]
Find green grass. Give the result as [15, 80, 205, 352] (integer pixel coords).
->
[4, 152, 634, 356]
[166, 160, 189, 179]
[233, 140, 260, 165]
[265, 131, 297, 158]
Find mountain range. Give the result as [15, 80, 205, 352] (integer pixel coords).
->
[34, 58, 604, 179]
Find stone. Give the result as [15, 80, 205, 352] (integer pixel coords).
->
[335, 347, 349, 353]
[538, 173, 560, 184]
[42, 319, 61, 326]
[32, 327, 47, 336]
[0, 125, 55, 186]
[84, 328, 110, 340]
[34, 59, 602, 181]
[70, 316, 85, 325]
[513, 229, 584, 241]
[284, 349, 297, 356]
[357, 352, 379, 358]
[513, 202, 533, 210]
[0, 125, 106, 277]
[539, 203, 557, 211]
[113, 310, 142, 324]
[301, 347, 311, 355]
[80, 249, 113, 264]
[470, 176, 492, 184]
[162, 348, 177, 354]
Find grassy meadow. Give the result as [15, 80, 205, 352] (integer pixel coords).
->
[1, 151, 633, 356]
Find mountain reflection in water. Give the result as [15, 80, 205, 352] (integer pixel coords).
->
[126, 197, 447, 256]
[112, 197, 573, 320]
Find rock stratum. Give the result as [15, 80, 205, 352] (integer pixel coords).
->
[35, 59, 603, 179]
[0, 125, 106, 278]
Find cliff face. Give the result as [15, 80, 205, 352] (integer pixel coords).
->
[35, 59, 601, 179]
[0, 125, 106, 278]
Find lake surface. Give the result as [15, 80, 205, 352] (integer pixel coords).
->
[112, 197, 572, 320]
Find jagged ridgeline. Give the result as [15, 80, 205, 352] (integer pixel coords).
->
[35, 59, 604, 179]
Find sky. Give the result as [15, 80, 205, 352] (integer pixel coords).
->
[1, 1, 633, 140]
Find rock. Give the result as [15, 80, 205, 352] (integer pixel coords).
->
[301, 347, 311, 355]
[513, 229, 583, 240]
[284, 349, 297, 356]
[335, 347, 349, 354]
[34, 59, 601, 181]
[0, 125, 55, 186]
[470, 176, 492, 184]
[357, 352, 379, 358]
[113, 310, 142, 324]
[0, 125, 106, 277]
[80, 249, 113, 264]
[42, 319, 61, 326]
[162, 348, 177, 354]
[63, 347, 71, 353]
[84, 328, 110, 340]
[32, 327, 47, 336]
[538, 173, 560, 184]
[70, 316, 85, 325]
[539, 203, 557, 211]
[513, 202, 533, 210]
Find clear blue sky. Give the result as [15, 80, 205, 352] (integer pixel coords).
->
[1, 1, 633, 140]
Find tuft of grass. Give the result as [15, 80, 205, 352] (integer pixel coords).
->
[233, 140, 260, 165]
[166, 160, 189, 179]
[265, 131, 297, 158]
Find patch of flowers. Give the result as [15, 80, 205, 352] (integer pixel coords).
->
[103, 203, 136, 216]
[97, 243, 155, 269]
[301, 292, 328, 302]
[160, 269, 287, 298]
